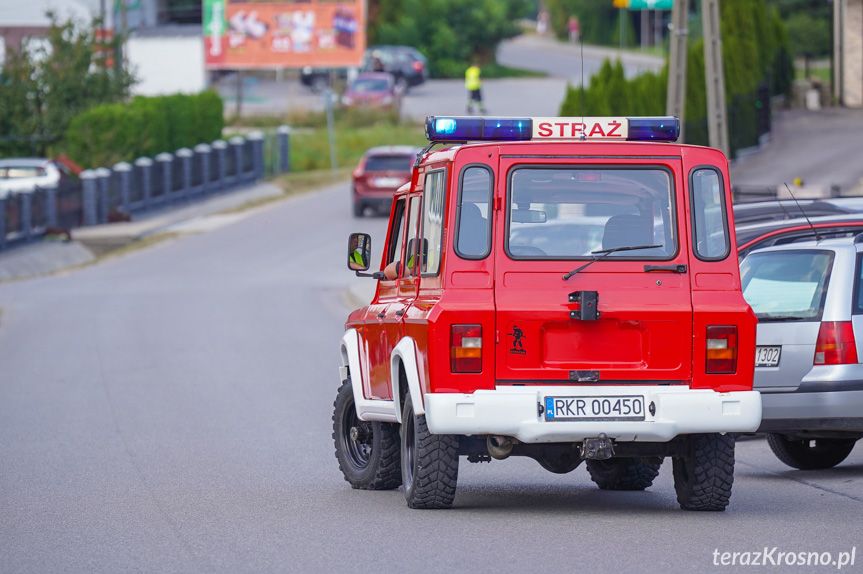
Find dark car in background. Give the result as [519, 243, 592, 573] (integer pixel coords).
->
[363, 45, 427, 91]
[351, 145, 419, 217]
[300, 45, 428, 93]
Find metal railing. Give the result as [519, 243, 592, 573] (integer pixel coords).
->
[2, 128, 294, 251]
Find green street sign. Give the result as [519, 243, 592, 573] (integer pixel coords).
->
[629, 0, 673, 8]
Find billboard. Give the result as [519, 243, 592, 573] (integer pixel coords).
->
[204, 0, 366, 69]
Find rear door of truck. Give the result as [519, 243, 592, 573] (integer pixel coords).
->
[493, 145, 693, 387]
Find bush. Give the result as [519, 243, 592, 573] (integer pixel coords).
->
[65, 91, 225, 168]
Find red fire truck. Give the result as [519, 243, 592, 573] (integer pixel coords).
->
[334, 116, 761, 510]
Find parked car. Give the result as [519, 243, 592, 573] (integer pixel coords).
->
[0, 158, 65, 199]
[736, 213, 863, 259]
[740, 236, 863, 469]
[363, 45, 428, 91]
[732, 197, 863, 226]
[351, 145, 419, 217]
[341, 72, 400, 110]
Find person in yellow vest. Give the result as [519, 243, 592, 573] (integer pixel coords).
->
[465, 61, 486, 114]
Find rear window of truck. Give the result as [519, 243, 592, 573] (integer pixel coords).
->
[505, 167, 676, 260]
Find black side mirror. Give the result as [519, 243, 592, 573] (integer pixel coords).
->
[347, 233, 371, 271]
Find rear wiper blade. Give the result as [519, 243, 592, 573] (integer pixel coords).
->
[757, 315, 811, 322]
[563, 244, 661, 280]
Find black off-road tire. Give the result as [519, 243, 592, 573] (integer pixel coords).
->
[766, 434, 857, 470]
[586, 457, 662, 490]
[400, 394, 459, 509]
[672, 433, 735, 511]
[332, 380, 401, 490]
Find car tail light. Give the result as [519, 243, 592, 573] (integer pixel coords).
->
[706, 325, 737, 374]
[412, 61, 424, 72]
[814, 321, 858, 365]
[451, 324, 482, 373]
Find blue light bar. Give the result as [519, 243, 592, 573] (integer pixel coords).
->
[425, 116, 533, 141]
[424, 116, 680, 143]
[628, 117, 680, 142]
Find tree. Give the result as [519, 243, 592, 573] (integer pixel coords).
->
[0, 14, 136, 157]
[368, 0, 532, 77]
[766, 0, 832, 58]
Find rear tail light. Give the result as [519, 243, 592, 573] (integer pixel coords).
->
[706, 325, 738, 374]
[412, 61, 424, 72]
[814, 321, 858, 365]
[451, 324, 482, 373]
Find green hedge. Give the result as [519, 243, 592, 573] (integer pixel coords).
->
[66, 91, 225, 168]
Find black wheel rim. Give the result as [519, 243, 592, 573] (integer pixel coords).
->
[403, 414, 416, 487]
[343, 402, 372, 470]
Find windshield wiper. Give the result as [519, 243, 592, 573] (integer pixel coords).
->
[756, 315, 812, 322]
[563, 244, 662, 280]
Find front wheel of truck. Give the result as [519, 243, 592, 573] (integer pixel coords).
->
[672, 433, 735, 511]
[400, 394, 459, 509]
[332, 379, 402, 490]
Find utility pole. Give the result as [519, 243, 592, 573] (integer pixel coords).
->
[702, 0, 729, 156]
[666, 0, 688, 141]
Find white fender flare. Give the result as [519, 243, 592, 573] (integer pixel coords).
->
[339, 329, 398, 423]
[390, 336, 425, 423]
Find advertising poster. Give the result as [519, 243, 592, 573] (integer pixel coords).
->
[204, 0, 366, 69]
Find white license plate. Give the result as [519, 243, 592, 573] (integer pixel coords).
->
[374, 177, 402, 188]
[755, 345, 781, 367]
[544, 396, 645, 421]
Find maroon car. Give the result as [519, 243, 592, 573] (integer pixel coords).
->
[351, 146, 419, 217]
[341, 72, 400, 110]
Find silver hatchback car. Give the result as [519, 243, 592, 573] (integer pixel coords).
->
[740, 235, 863, 469]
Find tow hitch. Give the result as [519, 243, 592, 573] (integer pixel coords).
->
[581, 433, 614, 460]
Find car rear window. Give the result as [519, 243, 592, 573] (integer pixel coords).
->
[366, 155, 412, 172]
[740, 249, 833, 321]
[506, 167, 676, 259]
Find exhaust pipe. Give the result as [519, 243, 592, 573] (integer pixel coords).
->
[487, 435, 514, 460]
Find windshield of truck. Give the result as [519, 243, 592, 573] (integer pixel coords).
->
[506, 167, 676, 259]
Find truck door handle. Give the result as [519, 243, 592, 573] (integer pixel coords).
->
[644, 264, 687, 273]
[395, 309, 405, 316]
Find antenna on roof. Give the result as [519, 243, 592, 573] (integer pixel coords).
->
[784, 182, 822, 242]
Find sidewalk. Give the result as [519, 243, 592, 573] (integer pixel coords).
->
[0, 181, 284, 282]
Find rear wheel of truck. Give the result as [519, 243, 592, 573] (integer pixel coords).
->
[400, 394, 459, 509]
[586, 457, 661, 490]
[672, 433, 735, 511]
[766, 434, 857, 470]
[332, 379, 402, 490]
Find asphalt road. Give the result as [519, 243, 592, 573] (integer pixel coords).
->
[1, 184, 861, 574]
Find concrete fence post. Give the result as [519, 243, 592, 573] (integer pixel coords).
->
[113, 162, 133, 212]
[229, 136, 245, 184]
[212, 140, 228, 189]
[81, 170, 99, 226]
[176, 148, 194, 198]
[95, 167, 112, 224]
[45, 184, 58, 228]
[155, 153, 173, 202]
[135, 157, 154, 208]
[247, 131, 265, 180]
[195, 143, 212, 194]
[0, 198, 6, 250]
[277, 125, 291, 174]
[21, 192, 33, 240]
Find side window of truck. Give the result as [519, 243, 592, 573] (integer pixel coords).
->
[455, 165, 493, 259]
[422, 170, 447, 275]
[405, 196, 422, 277]
[386, 198, 407, 276]
[690, 167, 730, 261]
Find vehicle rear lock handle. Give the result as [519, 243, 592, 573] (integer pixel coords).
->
[644, 264, 687, 273]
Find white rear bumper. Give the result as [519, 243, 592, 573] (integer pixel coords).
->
[424, 385, 762, 443]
